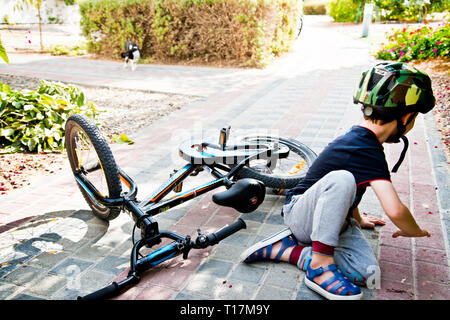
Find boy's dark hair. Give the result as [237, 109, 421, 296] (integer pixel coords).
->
[360, 104, 396, 125]
[362, 113, 395, 125]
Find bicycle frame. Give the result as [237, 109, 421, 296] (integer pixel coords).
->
[74, 146, 277, 299]
[64, 115, 315, 299]
[73, 147, 273, 242]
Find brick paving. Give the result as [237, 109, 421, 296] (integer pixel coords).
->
[0, 16, 449, 301]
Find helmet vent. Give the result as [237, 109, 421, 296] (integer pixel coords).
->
[378, 76, 395, 97]
[367, 72, 384, 91]
[387, 78, 396, 91]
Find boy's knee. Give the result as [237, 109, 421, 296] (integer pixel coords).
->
[324, 170, 356, 197]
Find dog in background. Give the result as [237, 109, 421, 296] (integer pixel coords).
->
[121, 41, 140, 71]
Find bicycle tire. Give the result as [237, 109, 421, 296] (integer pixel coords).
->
[65, 114, 122, 220]
[296, 16, 303, 39]
[235, 135, 316, 189]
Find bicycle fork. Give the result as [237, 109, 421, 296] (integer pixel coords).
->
[78, 218, 246, 300]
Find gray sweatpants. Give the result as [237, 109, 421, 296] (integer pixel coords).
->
[283, 170, 379, 286]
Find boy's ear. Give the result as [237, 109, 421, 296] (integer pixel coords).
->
[401, 112, 418, 125]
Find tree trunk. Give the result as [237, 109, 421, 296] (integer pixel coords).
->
[37, 4, 43, 51]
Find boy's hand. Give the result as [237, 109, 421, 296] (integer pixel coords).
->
[392, 229, 431, 238]
[359, 213, 386, 229]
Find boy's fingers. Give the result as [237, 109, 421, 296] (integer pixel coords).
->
[422, 230, 431, 237]
[392, 230, 402, 238]
[371, 218, 386, 225]
[364, 213, 386, 225]
[393, 230, 431, 238]
[361, 221, 375, 229]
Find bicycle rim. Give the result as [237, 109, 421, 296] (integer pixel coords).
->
[236, 136, 317, 189]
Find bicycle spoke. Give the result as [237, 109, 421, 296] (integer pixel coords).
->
[248, 150, 309, 177]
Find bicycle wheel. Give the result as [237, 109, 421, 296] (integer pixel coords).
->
[235, 136, 317, 189]
[65, 114, 122, 220]
[296, 16, 303, 39]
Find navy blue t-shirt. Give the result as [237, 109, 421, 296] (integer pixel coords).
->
[286, 125, 391, 210]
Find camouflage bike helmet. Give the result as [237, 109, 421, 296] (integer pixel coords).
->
[354, 61, 435, 118]
[353, 62, 436, 172]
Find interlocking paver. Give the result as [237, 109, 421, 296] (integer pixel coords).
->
[0, 15, 448, 301]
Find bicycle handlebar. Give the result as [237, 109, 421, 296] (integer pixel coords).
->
[77, 219, 246, 300]
[205, 218, 246, 246]
[77, 275, 138, 300]
[77, 282, 119, 300]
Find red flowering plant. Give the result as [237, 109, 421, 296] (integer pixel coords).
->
[376, 19, 449, 62]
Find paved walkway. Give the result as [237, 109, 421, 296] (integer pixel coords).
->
[0, 16, 449, 301]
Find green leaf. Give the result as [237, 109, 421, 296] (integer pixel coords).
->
[47, 136, 55, 146]
[12, 101, 22, 108]
[77, 92, 85, 107]
[111, 133, 134, 145]
[27, 138, 37, 151]
[44, 128, 53, 137]
[0, 41, 9, 64]
[0, 83, 11, 93]
[0, 145, 20, 154]
[44, 117, 53, 128]
[0, 128, 14, 137]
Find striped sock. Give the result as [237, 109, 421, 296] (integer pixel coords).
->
[288, 245, 304, 265]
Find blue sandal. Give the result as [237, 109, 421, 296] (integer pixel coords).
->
[240, 228, 297, 263]
[304, 263, 363, 300]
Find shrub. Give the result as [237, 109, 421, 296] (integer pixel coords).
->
[79, 0, 302, 67]
[0, 80, 99, 153]
[328, 0, 359, 23]
[376, 20, 450, 62]
[327, 0, 449, 23]
[304, 4, 326, 15]
[46, 41, 88, 56]
[373, 0, 450, 22]
[79, 0, 154, 59]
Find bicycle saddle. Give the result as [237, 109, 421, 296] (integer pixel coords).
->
[212, 178, 266, 213]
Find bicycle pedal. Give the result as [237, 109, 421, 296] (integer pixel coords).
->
[219, 126, 231, 150]
[189, 167, 204, 176]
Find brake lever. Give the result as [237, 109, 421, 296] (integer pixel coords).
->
[177, 234, 193, 259]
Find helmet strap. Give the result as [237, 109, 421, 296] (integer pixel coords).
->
[391, 135, 409, 173]
[388, 115, 411, 172]
[386, 117, 406, 143]
[363, 106, 414, 172]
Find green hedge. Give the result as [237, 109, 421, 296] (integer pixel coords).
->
[79, 0, 303, 67]
[328, 0, 359, 22]
[373, 0, 450, 22]
[304, 4, 326, 15]
[328, 0, 450, 23]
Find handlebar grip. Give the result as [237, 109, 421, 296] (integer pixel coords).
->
[77, 282, 119, 300]
[207, 218, 246, 245]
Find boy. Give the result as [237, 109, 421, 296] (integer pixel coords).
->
[240, 62, 435, 300]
